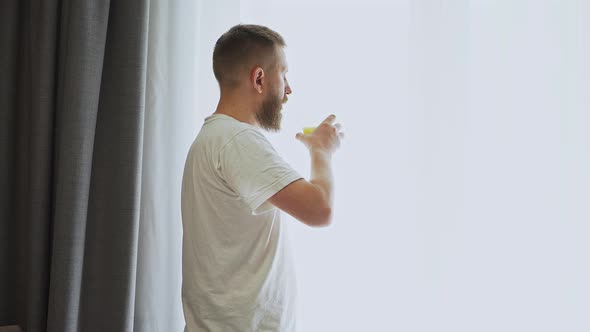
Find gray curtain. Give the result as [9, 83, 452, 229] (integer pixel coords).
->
[0, 1, 150, 331]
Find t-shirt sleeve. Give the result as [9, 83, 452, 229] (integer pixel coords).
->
[218, 129, 304, 215]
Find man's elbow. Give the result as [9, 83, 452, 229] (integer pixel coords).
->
[308, 206, 333, 228]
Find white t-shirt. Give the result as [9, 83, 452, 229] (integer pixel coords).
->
[181, 114, 303, 332]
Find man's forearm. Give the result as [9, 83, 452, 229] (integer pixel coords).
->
[309, 149, 334, 207]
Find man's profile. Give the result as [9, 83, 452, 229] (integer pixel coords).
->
[181, 24, 344, 331]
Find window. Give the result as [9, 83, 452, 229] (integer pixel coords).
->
[196, 1, 590, 330]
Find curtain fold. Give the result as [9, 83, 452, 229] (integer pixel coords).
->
[0, 0, 191, 331]
[133, 0, 199, 330]
[1, 1, 64, 331]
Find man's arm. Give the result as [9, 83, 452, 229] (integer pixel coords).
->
[268, 115, 342, 227]
[268, 150, 334, 227]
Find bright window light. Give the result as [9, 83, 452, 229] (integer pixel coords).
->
[191, 1, 590, 331]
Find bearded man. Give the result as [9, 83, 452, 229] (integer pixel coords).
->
[181, 24, 344, 332]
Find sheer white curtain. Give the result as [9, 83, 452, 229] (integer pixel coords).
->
[133, 0, 196, 330]
[239, 1, 590, 331]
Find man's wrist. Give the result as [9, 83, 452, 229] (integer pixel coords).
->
[309, 148, 332, 159]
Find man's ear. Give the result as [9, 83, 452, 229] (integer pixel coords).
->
[251, 67, 264, 94]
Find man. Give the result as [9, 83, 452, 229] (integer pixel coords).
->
[181, 24, 344, 331]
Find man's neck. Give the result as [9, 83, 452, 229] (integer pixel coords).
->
[214, 97, 259, 127]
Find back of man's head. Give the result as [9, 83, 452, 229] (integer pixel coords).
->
[213, 24, 286, 90]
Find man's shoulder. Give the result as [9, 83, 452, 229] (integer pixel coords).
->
[198, 126, 259, 149]
[202, 116, 260, 139]
[189, 121, 269, 164]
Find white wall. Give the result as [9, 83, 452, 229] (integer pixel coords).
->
[237, 1, 590, 331]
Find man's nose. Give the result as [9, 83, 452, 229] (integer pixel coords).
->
[285, 84, 292, 95]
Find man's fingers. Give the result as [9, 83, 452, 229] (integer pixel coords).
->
[334, 123, 342, 131]
[321, 114, 336, 125]
[296, 132, 309, 141]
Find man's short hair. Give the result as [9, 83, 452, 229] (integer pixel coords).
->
[213, 24, 286, 89]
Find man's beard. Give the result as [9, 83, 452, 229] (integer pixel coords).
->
[255, 92, 285, 132]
